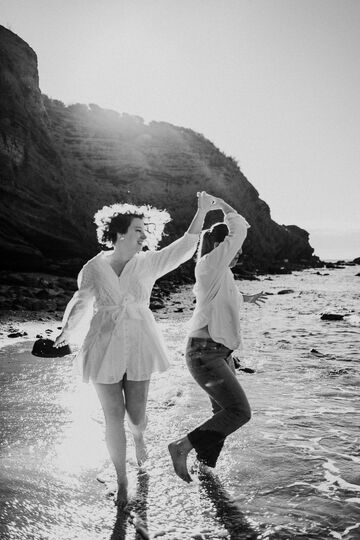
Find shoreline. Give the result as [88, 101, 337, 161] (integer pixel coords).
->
[1, 259, 359, 349]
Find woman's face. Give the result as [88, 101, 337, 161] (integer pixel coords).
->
[119, 217, 147, 253]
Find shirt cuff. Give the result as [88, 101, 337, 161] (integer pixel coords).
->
[224, 212, 250, 229]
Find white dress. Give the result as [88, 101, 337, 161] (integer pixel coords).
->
[62, 233, 199, 383]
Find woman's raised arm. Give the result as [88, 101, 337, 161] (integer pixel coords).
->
[145, 191, 217, 279]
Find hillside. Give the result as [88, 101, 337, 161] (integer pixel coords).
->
[0, 25, 318, 277]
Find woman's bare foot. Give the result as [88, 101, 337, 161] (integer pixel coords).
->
[168, 438, 193, 483]
[115, 480, 128, 507]
[134, 435, 148, 467]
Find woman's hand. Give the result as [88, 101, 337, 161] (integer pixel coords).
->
[197, 191, 217, 212]
[249, 291, 267, 306]
[54, 330, 69, 348]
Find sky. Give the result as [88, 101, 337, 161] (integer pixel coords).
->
[1, 0, 359, 259]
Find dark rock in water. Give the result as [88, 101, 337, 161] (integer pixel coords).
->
[321, 313, 344, 321]
[150, 299, 165, 310]
[352, 257, 360, 264]
[278, 289, 295, 295]
[0, 25, 318, 277]
[232, 356, 255, 373]
[8, 331, 28, 338]
[355, 273, 360, 277]
[310, 348, 327, 357]
[240, 367, 255, 374]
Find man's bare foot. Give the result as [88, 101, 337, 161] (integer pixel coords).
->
[168, 440, 193, 483]
[134, 435, 148, 467]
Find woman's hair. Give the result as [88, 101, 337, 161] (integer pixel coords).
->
[94, 202, 171, 250]
[198, 222, 229, 260]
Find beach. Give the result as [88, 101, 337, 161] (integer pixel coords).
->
[0, 265, 359, 540]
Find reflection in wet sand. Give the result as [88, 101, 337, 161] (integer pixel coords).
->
[111, 471, 149, 540]
[198, 467, 259, 540]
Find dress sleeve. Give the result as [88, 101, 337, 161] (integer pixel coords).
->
[61, 262, 96, 345]
[204, 212, 250, 271]
[144, 233, 199, 279]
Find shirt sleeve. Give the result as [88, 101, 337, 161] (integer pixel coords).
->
[61, 262, 95, 344]
[203, 212, 250, 271]
[144, 232, 199, 279]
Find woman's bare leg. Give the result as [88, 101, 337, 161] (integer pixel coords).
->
[94, 382, 128, 505]
[123, 378, 150, 466]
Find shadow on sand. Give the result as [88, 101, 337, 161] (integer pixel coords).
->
[110, 470, 150, 540]
[198, 467, 259, 540]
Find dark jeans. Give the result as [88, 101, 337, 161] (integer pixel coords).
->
[186, 337, 251, 467]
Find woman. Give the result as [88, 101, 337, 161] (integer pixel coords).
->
[54, 192, 216, 505]
[168, 196, 266, 483]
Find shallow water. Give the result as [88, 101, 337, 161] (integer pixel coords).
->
[0, 266, 359, 539]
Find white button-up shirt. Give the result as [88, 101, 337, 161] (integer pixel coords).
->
[188, 212, 250, 350]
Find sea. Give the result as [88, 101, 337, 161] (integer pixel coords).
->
[0, 265, 359, 539]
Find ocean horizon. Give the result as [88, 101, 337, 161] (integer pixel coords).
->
[307, 227, 360, 261]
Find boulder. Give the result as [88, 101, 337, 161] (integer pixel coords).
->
[321, 313, 344, 321]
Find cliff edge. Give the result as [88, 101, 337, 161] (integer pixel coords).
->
[0, 25, 318, 276]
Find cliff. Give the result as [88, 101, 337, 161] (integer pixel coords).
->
[0, 25, 318, 277]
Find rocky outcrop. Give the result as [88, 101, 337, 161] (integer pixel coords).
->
[0, 25, 319, 277]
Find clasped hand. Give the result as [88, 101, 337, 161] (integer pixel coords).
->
[197, 191, 220, 212]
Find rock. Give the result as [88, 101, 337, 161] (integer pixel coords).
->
[321, 313, 344, 321]
[35, 289, 51, 300]
[356, 273, 360, 277]
[240, 367, 255, 374]
[353, 257, 360, 264]
[150, 299, 165, 310]
[8, 331, 28, 338]
[310, 348, 326, 356]
[278, 289, 295, 295]
[0, 273, 26, 286]
[57, 277, 77, 291]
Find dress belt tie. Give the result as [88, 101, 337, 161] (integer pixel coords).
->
[98, 301, 146, 327]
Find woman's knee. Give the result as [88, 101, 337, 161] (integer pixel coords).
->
[127, 410, 146, 430]
[104, 403, 125, 425]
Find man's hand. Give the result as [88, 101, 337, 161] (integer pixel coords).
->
[249, 291, 267, 306]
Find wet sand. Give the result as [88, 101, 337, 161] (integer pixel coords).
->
[1, 267, 360, 539]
